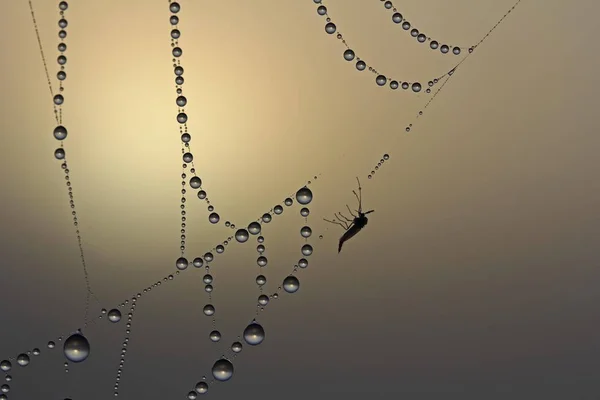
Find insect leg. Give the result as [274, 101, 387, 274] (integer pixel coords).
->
[346, 204, 357, 218]
[324, 217, 350, 230]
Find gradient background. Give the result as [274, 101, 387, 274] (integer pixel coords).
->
[1, 0, 599, 399]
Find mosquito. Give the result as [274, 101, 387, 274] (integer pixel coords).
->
[323, 177, 374, 253]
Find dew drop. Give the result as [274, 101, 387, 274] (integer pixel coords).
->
[195, 381, 208, 394]
[209, 330, 221, 342]
[176, 257, 188, 270]
[209, 212, 220, 224]
[248, 222, 261, 235]
[300, 226, 312, 238]
[63, 333, 90, 363]
[296, 187, 313, 205]
[53, 125, 68, 140]
[203, 304, 215, 316]
[231, 342, 243, 353]
[211, 358, 234, 382]
[301, 244, 313, 256]
[235, 229, 249, 243]
[243, 322, 265, 346]
[107, 309, 122, 323]
[343, 49, 355, 61]
[283, 276, 300, 293]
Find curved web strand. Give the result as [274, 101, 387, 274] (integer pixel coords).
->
[28, 0, 100, 326]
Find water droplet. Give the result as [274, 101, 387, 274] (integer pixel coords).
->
[325, 22, 336, 34]
[231, 342, 243, 353]
[63, 333, 90, 363]
[212, 358, 234, 382]
[301, 244, 313, 256]
[343, 49, 355, 61]
[257, 256, 268, 267]
[203, 274, 213, 284]
[108, 309, 121, 323]
[256, 275, 266, 286]
[0, 361, 11, 372]
[248, 222, 261, 235]
[440, 44, 449, 54]
[392, 12, 402, 23]
[203, 304, 215, 316]
[298, 258, 308, 268]
[243, 322, 265, 346]
[376, 75, 387, 86]
[402, 21, 411, 30]
[317, 6, 327, 16]
[283, 276, 300, 293]
[189, 176, 201, 189]
[47, 341, 55, 349]
[410, 28, 419, 37]
[430, 40, 439, 49]
[296, 187, 313, 205]
[193, 257, 204, 268]
[390, 80, 399, 89]
[261, 213, 272, 223]
[209, 212, 220, 224]
[258, 294, 269, 306]
[195, 381, 208, 394]
[170, 2, 180, 13]
[209, 330, 221, 342]
[300, 226, 312, 238]
[300, 207, 310, 217]
[417, 33, 426, 43]
[53, 125, 67, 140]
[273, 205, 284, 214]
[235, 229, 249, 243]
[356, 60, 366, 71]
[412, 82, 422, 92]
[176, 257, 188, 270]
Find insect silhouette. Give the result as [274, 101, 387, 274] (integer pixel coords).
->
[323, 177, 374, 253]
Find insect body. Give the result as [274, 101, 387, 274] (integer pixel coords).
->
[323, 177, 374, 253]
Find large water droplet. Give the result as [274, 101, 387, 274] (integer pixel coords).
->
[0, 361, 11, 372]
[235, 229, 249, 243]
[243, 322, 265, 346]
[176, 257, 188, 270]
[63, 333, 90, 363]
[248, 222, 261, 235]
[107, 309, 121, 323]
[211, 358, 234, 382]
[296, 187, 313, 205]
[283, 276, 300, 293]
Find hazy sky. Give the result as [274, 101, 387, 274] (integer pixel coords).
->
[1, 0, 599, 399]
